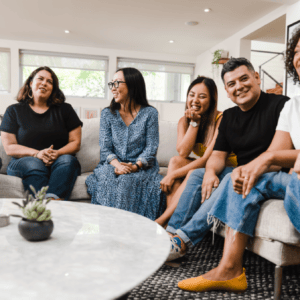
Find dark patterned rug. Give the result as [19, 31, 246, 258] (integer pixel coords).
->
[127, 232, 300, 300]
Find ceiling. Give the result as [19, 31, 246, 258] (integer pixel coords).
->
[244, 15, 286, 44]
[0, 0, 297, 56]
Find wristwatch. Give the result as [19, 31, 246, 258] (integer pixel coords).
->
[190, 121, 200, 127]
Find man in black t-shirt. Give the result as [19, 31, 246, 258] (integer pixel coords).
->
[166, 57, 289, 261]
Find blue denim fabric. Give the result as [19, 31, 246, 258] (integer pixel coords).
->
[7, 155, 81, 200]
[166, 166, 234, 246]
[208, 171, 291, 237]
[285, 172, 300, 233]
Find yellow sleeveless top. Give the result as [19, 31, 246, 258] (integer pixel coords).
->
[193, 112, 237, 167]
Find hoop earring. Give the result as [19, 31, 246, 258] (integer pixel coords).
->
[28, 89, 33, 99]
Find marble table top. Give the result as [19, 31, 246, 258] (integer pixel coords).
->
[0, 199, 170, 300]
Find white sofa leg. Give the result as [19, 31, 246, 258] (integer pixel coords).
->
[274, 265, 283, 300]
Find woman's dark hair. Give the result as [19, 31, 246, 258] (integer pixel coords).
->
[221, 57, 255, 83]
[17, 66, 65, 106]
[285, 26, 300, 85]
[109, 67, 150, 114]
[186, 76, 218, 145]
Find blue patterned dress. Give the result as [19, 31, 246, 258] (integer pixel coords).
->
[86, 106, 165, 220]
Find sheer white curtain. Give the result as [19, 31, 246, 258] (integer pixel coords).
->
[0, 49, 10, 93]
[117, 58, 194, 102]
[20, 50, 108, 98]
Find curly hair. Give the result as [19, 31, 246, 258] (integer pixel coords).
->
[17, 66, 65, 106]
[285, 25, 300, 84]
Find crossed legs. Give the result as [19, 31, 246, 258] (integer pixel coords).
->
[156, 156, 194, 227]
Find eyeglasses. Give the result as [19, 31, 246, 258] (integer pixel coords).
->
[108, 81, 126, 90]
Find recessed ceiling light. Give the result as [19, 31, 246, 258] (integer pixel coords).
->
[65, 30, 70, 34]
[169, 40, 174, 43]
[185, 21, 199, 26]
[204, 8, 210, 12]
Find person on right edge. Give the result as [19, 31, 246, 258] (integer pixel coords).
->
[178, 27, 300, 293]
[166, 57, 289, 261]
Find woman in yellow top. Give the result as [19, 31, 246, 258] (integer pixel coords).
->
[156, 76, 236, 227]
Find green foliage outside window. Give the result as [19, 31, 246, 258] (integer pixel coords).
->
[23, 66, 105, 98]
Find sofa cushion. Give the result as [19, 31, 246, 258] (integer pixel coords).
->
[0, 174, 24, 198]
[254, 199, 300, 246]
[157, 120, 178, 167]
[69, 172, 92, 200]
[0, 138, 10, 174]
[76, 118, 100, 173]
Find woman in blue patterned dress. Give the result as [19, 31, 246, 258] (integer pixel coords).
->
[86, 67, 165, 220]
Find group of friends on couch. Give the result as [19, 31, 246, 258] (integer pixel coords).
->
[0, 26, 300, 294]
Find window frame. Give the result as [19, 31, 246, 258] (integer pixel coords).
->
[117, 57, 195, 103]
[19, 50, 109, 99]
[0, 48, 11, 94]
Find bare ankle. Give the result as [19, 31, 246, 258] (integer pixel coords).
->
[218, 264, 243, 276]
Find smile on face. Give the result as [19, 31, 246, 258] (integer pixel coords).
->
[187, 83, 210, 115]
[111, 71, 129, 105]
[294, 38, 300, 78]
[224, 65, 261, 112]
[30, 70, 53, 101]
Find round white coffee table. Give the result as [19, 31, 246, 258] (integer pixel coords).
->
[0, 199, 170, 300]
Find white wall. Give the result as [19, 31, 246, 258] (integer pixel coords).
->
[2, 1, 299, 122]
[0, 38, 196, 121]
[286, 1, 300, 26]
[251, 41, 285, 92]
[195, 4, 289, 112]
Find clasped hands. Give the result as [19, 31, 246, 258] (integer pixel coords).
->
[231, 153, 271, 198]
[114, 162, 139, 175]
[185, 108, 201, 123]
[36, 145, 60, 166]
[200, 154, 271, 203]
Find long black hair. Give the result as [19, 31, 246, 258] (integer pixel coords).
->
[109, 67, 150, 115]
[185, 76, 218, 145]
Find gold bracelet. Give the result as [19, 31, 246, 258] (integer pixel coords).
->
[34, 151, 39, 158]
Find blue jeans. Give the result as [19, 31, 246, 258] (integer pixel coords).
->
[285, 172, 300, 233]
[208, 171, 292, 236]
[7, 155, 81, 200]
[166, 167, 234, 247]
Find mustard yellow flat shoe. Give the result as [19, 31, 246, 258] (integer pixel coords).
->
[178, 268, 247, 293]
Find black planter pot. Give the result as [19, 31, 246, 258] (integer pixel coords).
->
[18, 218, 54, 241]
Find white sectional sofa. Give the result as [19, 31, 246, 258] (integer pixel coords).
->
[0, 117, 299, 300]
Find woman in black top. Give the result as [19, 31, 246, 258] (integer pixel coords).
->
[0, 66, 82, 200]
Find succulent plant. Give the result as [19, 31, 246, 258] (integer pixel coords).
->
[12, 186, 52, 222]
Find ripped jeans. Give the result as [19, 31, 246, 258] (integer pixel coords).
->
[208, 171, 294, 237]
[166, 167, 234, 247]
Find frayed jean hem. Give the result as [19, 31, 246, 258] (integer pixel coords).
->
[207, 213, 254, 240]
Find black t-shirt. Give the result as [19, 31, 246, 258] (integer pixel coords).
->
[0, 102, 83, 151]
[214, 92, 289, 166]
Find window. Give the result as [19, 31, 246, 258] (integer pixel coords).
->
[117, 58, 194, 102]
[0, 48, 10, 93]
[20, 51, 108, 98]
